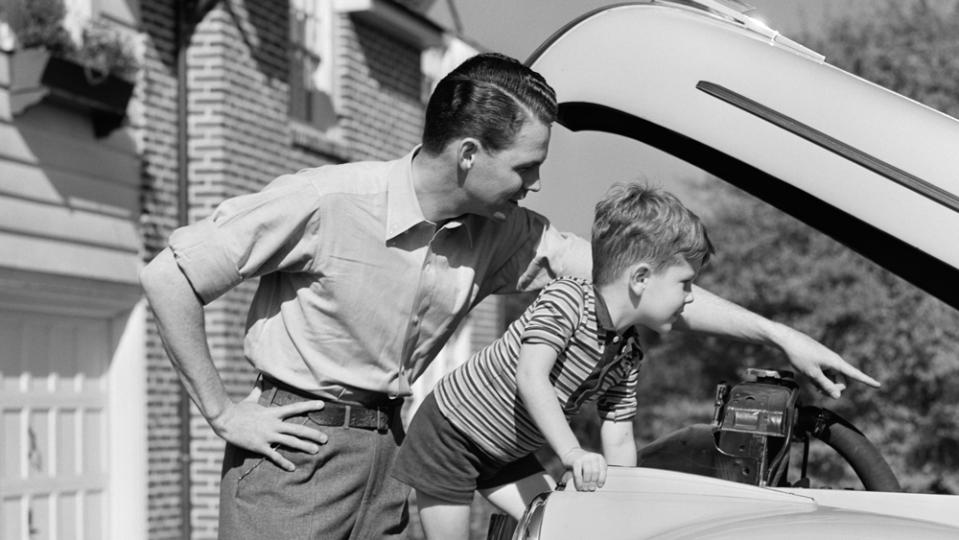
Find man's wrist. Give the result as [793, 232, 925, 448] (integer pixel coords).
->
[758, 318, 791, 350]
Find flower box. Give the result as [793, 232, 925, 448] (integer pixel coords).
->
[3, 47, 133, 137]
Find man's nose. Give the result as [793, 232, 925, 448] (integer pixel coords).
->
[524, 175, 541, 192]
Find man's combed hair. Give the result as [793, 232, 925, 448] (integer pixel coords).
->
[422, 53, 557, 154]
[592, 183, 715, 285]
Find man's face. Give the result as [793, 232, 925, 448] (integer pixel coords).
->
[464, 119, 550, 220]
[635, 258, 697, 334]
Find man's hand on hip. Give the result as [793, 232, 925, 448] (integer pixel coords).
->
[210, 393, 328, 472]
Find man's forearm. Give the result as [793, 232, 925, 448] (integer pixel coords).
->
[675, 285, 786, 346]
[677, 285, 880, 395]
[141, 248, 232, 423]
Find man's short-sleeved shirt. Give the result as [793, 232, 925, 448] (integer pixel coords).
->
[434, 277, 643, 463]
[168, 148, 591, 402]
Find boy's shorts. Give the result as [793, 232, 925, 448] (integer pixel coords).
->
[392, 392, 545, 504]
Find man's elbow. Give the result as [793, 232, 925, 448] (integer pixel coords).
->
[140, 248, 186, 303]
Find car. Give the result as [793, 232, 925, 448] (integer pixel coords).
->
[488, 1, 959, 538]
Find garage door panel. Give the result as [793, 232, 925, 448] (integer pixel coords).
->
[0, 319, 22, 386]
[24, 321, 52, 387]
[56, 410, 77, 476]
[2, 409, 21, 478]
[85, 491, 104, 540]
[58, 492, 78, 540]
[76, 322, 109, 387]
[0, 309, 110, 539]
[31, 494, 50, 540]
[27, 409, 50, 477]
[3, 496, 22, 538]
[83, 410, 105, 475]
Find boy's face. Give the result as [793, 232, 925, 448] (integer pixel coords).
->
[462, 119, 549, 221]
[634, 258, 698, 334]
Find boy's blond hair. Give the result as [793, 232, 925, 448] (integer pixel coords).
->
[592, 183, 714, 285]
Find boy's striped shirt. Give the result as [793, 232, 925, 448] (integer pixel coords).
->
[434, 277, 642, 464]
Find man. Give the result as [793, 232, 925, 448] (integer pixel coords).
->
[140, 53, 878, 539]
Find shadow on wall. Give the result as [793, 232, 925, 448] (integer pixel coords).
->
[14, 102, 139, 222]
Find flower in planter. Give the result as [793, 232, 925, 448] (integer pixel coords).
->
[2, 0, 74, 54]
[74, 19, 138, 83]
[3, 0, 138, 82]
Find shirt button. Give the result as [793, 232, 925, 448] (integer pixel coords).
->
[612, 336, 621, 343]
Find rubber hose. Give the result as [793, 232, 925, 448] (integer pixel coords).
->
[815, 420, 902, 492]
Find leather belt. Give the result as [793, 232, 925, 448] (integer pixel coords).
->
[261, 375, 399, 432]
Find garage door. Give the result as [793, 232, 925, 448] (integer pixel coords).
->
[0, 309, 110, 540]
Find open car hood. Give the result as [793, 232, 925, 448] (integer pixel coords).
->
[528, 1, 959, 309]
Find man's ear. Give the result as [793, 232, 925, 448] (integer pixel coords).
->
[629, 263, 652, 295]
[457, 138, 480, 171]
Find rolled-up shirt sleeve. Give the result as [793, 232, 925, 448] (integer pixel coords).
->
[597, 363, 640, 421]
[489, 208, 593, 294]
[169, 174, 322, 304]
[519, 222, 592, 291]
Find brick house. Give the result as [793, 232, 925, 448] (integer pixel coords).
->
[0, 1, 501, 538]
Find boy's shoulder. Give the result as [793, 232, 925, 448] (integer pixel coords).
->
[536, 276, 595, 313]
[546, 275, 592, 291]
[543, 276, 595, 296]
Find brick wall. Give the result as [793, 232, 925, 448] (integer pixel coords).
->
[339, 17, 425, 160]
[139, 1, 186, 537]
[140, 2, 444, 538]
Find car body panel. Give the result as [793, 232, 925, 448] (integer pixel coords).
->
[531, 468, 959, 539]
[528, 1, 959, 308]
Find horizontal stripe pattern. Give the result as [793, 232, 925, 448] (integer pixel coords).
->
[435, 277, 641, 463]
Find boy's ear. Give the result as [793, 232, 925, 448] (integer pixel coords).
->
[629, 263, 652, 295]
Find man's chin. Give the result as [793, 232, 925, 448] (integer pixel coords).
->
[655, 321, 674, 335]
[490, 202, 519, 221]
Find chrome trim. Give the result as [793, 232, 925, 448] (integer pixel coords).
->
[512, 491, 551, 540]
[697, 80, 959, 213]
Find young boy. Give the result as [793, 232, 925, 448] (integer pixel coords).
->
[392, 183, 714, 539]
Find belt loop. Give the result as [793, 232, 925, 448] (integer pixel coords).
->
[343, 405, 351, 429]
[377, 407, 389, 433]
[258, 373, 278, 406]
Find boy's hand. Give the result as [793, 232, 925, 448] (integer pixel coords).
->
[561, 448, 608, 491]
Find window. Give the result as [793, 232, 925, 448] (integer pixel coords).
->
[289, 0, 337, 130]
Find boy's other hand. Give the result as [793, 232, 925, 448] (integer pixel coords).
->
[562, 448, 608, 491]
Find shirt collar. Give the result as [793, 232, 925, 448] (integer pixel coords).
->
[384, 146, 474, 246]
[593, 285, 617, 333]
[593, 286, 636, 339]
[385, 146, 429, 241]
